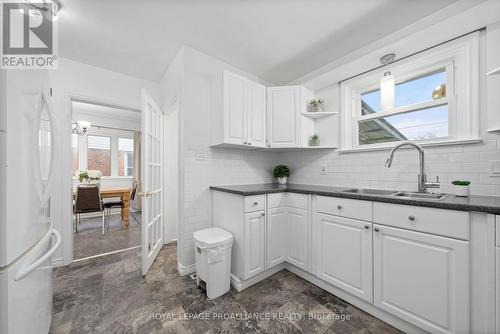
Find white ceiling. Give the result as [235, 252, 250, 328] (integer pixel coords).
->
[59, 0, 466, 84]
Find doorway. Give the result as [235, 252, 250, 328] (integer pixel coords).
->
[70, 100, 142, 260]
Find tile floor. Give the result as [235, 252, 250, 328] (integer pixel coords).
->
[50, 242, 402, 334]
[73, 213, 141, 260]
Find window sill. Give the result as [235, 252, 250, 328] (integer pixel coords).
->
[338, 138, 483, 154]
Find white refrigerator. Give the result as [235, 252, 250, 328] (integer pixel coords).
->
[0, 70, 61, 334]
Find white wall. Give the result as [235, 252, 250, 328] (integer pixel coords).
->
[160, 46, 279, 273]
[49, 58, 160, 266]
[280, 4, 500, 196]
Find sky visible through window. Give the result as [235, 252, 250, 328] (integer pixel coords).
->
[361, 71, 448, 140]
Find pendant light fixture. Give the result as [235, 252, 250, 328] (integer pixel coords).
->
[380, 53, 396, 111]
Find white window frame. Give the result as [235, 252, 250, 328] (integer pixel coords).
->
[339, 33, 480, 152]
[75, 127, 134, 179]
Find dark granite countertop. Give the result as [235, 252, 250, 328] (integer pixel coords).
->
[210, 183, 500, 215]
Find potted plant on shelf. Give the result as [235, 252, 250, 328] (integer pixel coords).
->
[273, 164, 290, 185]
[307, 99, 324, 112]
[452, 180, 470, 197]
[309, 133, 320, 146]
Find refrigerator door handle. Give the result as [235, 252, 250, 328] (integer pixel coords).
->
[15, 229, 61, 281]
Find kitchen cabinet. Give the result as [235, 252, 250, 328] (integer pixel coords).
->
[244, 210, 266, 279]
[215, 71, 266, 148]
[267, 193, 310, 271]
[245, 80, 266, 148]
[496, 217, 500, 333]
[286, 207, 309, 270]
[373, 224, 469, 334]
[266, 207, 287, 268]
[314, 213, 373, 302]
[267, 86, 312, 148]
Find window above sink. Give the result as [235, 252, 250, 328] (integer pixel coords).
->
[339, 33, 480, 152]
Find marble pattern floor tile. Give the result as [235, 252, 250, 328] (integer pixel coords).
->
[50, 243, 403, 334]
[73, 213, 141, 260]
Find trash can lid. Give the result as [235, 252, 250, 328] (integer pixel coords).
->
[193, 228, 233, 248]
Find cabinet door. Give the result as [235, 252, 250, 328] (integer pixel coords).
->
[223, 71, 246, 145]
[496, 247, 500, 334]
[243, 211, 266, 280]
[373, 224, 469, 334]
[286, 207, 309, 271]
[245, 80, 266, 148]
[267, 87, 300, 148]
[315, 213, 373, 302]
[266, 207, 287, 268]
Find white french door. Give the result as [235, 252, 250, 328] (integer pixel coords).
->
[141, 89, 164, 275]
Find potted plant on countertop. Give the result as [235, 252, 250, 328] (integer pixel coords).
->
[309, 133, 320, 146]
[452, 180, 470, 197]
[273, 164, 290, 185]
[307, 99, 325, 112]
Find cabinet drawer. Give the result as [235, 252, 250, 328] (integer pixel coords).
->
[244, 195, 265, 213]
[316, 196, 372, 221]
[373, 202, 469, 240]
[268, 193, 308, 209]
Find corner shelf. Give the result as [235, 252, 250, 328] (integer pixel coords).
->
[487, 66, 500, 76]
[300, 112, 338, 119]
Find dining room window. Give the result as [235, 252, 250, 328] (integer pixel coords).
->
[118, 138, 134, 176]
[74, 128, 135, 177]
[87, 135, 111, 176]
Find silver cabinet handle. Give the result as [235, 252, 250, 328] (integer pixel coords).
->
[408, 216, 415, 221]
[337, 205, 342, 210]
[374, 227, 380, 232]
[253, 202, 258, 206]
[261, 212, 265, 216]
[248, 142, 252, 145]
[364, 225, 370, 229]
[243, 141, 247, 144]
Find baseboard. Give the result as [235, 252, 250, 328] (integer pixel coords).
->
[230, 263, 287, 292]
[284, 264, 425, 334]
[177, 261, 196, 276]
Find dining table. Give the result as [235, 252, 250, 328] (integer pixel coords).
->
[73, 187, 132, 228]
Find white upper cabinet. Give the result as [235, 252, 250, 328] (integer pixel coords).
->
[218, 71, 266, 148]
[245, 80, 266, 148]
[267, 86, 311, 148]
[373, 224, 469, 334]
[223, 71, 246, 145]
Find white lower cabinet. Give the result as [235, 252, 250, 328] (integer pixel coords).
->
[373, 224, 469, 334]
[243, 210, 266, 280]
[266, 207, 287, 268]
[267, 206, 309, 271]
[286, 207, 309, 270]
[315, 213, 373, 303]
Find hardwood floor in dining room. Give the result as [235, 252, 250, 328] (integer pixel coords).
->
[73, 213, 141, 260]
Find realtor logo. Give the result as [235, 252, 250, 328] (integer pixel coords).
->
[1, 0, 58, 69]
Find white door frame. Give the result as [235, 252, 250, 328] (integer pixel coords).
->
[61, 92, 140, 265]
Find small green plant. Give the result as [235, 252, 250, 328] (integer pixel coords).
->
[452, 180, 470, 186]
[273, 164, 290, 178]
[311, 133, 319, 140]
[308, 99, 324, 106]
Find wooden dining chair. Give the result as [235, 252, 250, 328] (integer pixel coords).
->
[74, 184, 106, 235]
[103, 181, 140, 228]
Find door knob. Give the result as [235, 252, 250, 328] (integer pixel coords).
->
[337, 205, 342, 210]
[374, 228, 380, 232]
[364, 225, 369, 229]
[408, 215, 415, 221]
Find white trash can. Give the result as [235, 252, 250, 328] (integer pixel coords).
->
[193, 228, 233, 299]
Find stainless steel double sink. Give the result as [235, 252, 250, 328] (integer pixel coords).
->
[340, 188, 449, 200]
